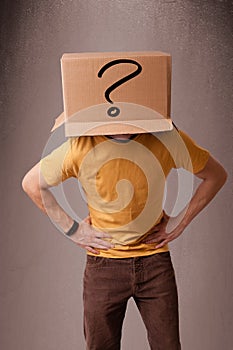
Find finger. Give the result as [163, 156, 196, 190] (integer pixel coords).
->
[84, 216, 91, 224]
[151, 229, 161, 234]
[142, 234, 166, 244]
[147, 225, 161, 234]
[142, 237, 157, 244]
[141, 230, 160, 241]
[97, 242, 115, 249]
[88, 240, 114, 249]
[155, 239, 170, 249]
[92, 229, 114, 243]
[153, 223, 162, 229]
[74, 240, 106, 252]
[93, 231, 113, 239]
[143, 239, 159, 244]
[85, 246, 100, 254]
[154, 222, 168, 231]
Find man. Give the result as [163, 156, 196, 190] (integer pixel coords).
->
[22, 125, 227, 350]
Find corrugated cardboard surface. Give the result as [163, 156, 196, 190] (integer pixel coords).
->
[53, 51, 173, 135]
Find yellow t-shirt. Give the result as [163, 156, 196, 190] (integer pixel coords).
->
[39, 128, 210, 258]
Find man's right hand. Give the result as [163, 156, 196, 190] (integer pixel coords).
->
[22, 162, 114, 255]
[70, 216, 115, 255]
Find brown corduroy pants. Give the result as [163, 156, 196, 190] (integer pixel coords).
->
[83, 251, 181, 350]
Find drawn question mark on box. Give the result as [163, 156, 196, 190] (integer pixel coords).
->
[97, 59, 142, 118]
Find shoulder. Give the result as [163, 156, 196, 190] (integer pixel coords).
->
[153, 125, 204, 149]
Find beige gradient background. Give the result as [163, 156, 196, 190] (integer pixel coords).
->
[1, 1, 233, 349]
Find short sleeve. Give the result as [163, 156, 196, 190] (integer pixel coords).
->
[173, 129, 210, 174]
[39, 138, 78, 186]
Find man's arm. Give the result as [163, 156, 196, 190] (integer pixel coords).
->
[22, 162, 114, 254]
[141, 154, 228, 248]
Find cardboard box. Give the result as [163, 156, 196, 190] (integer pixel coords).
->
[51, 51, 173, 136]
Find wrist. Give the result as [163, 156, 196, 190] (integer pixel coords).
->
[165, 213, 188, 234]
[65, 220, 79, 236]
[56, 216, 74, 233]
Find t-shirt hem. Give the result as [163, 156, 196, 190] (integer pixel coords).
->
[87, 245, 170, 258]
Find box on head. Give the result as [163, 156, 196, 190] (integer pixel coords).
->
[51, 51, 173, 136]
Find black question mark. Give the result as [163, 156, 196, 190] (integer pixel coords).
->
[97, 59, 142, 117]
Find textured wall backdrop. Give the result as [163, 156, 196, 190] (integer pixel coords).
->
[0, 1, 233, 349]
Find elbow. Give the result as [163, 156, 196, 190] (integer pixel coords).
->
[22, 173, 32, 194]
[22, 162, 50, 198]
[21, 171, 39, 196]
[197, 155, 228, 190]
[22, 173, 28, 193]
[220, 168, 228, 186]
[215, 167, 228, 190]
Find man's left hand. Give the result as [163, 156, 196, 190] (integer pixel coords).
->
[141, 213, 185, 249]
